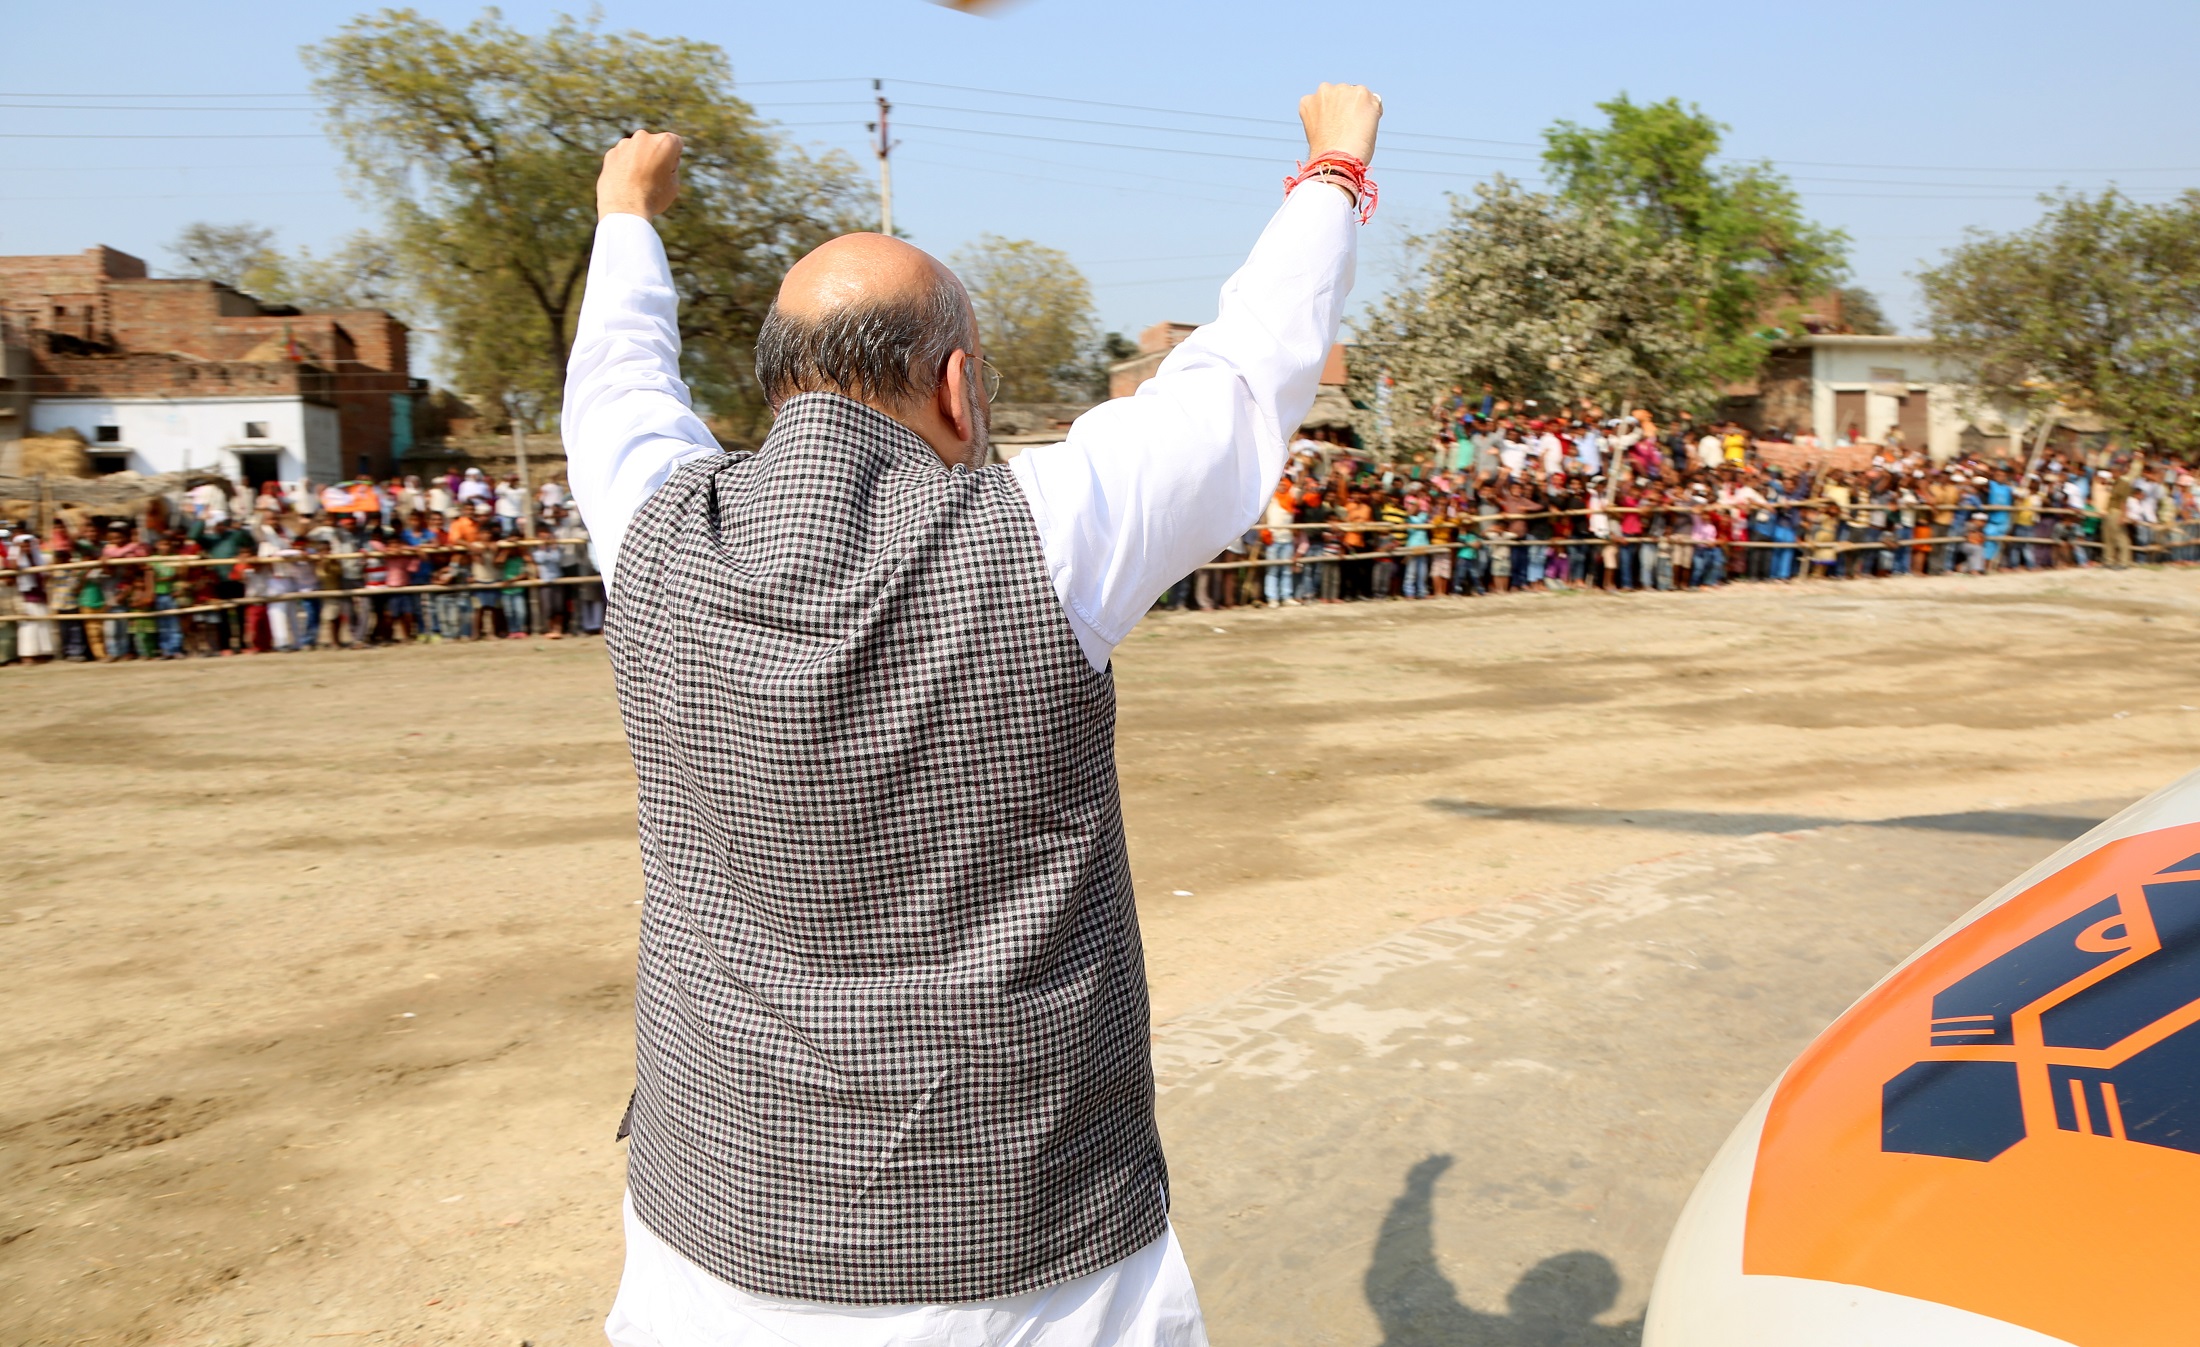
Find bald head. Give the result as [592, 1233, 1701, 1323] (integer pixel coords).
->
[756, 232, 977, 411]
[777, 233, 955, 323]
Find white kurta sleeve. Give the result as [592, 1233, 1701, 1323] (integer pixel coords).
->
[1009, 181, 1358, 670]
[561, 212, 722, 594]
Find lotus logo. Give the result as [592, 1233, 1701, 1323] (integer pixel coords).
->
[1882, 852, 2200, 1161]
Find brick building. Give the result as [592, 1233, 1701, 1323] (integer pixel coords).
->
[1105, 321, 1200, 399]
[1106, 320, 1356, 444]
[0, 245, 420, 486]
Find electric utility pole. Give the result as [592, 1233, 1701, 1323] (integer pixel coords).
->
[503, 389, 538, 537]
[867, 79, 896, 236]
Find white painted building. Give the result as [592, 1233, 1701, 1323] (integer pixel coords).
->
[1796, 335, 2049, 462]
[28, 393, 341, 488]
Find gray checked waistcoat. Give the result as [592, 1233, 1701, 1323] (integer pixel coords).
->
[604, 393, 1167, 1304]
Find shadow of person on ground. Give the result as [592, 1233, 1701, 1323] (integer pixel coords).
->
[1365, 1154, 1642, 1347]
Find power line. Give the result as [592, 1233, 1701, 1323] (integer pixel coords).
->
[1085, 252, 1252, 265]
[0, 132, 324, 140]
[800, 95, 2200, 188]
[894, 102, 1543, 165]
[895, 156, 1257, 210]
[0, 190, 342, 202]
[889, 78, 1539, 151]
[898, 101, 1293, 145]
[0, 101, 321, 112]
[897, 121, 1276, 165]
[1090, 273, 1234, 288]
[1764, 156, 2200, 175]
[890, 78, 2200, 178]
[896, 144, 1266, 201]
[8, 71, 2194, 183]
[1796, 185, 2193, 201]
[1785, 172, 2166, 190]
[895, 121, 1498, 182]
[896, 121, 2195, 200]
[892, 121, 2150, 200]
[0, 163, 336, 172]
[0, 89, 314, 98]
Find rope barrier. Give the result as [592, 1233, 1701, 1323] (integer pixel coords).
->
[0, 574, 604, 624]
[1194, 531, 2168, 571]
[1, 511, 2181, 631]
[0, 537, 580, 579]
[0, 501, 2152, 579]
[1261, 500, 2116, 531]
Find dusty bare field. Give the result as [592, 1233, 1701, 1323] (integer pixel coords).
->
[6, 566, 2200, 1346]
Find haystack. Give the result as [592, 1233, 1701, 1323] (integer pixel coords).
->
[19, 427, 92, 479]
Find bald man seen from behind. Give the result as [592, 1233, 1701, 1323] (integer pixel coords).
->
[562, 82, 1383, 1347]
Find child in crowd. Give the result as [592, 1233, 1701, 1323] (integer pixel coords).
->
[312, 541, 349, 648]
[125, 564, 158, 659]
[1454, 525, 1482, 596]
[499, 538, 533, 638]
[470, 529, 503, 639]
[1807, 508, 1839, 579]
[76, 559, 109, 661]
[1962, 513, 1989, 574]
[431, 550, 471, 640]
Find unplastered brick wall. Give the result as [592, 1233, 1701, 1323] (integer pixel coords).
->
[37, 352, 322, 399]
[0, 247, 146, 345]
[107, 281, 284, 358]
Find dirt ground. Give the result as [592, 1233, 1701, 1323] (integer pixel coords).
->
[5, 565, 2200, 1346]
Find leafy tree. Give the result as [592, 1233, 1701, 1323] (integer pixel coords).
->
[304, 9, 868, 439]
[167, 222, 409, 317]
[1919, 188, 2200, 454]
[1833, 285, 1892, 335]
[278, 231, 410, 312]
[1543, 95, 1849, 381]
[167, 222, 289, 299]
[949, 234, 1100, 402]
[1351, 178, 1715, 446]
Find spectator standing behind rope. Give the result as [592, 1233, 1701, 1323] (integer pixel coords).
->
[2105, 453, 2146, 568]
[564, 84, 1379, 1347]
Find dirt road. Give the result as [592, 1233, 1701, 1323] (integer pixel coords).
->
[4, 566, 2197, 1345]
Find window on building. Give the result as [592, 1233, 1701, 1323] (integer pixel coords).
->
[244, 421, 270, 440]
[94, 424, 121, 443]
[89, 453, 130, 476]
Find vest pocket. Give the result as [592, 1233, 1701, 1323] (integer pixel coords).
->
[840, 1062, 951, 1225]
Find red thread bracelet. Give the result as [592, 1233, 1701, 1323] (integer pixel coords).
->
[1284, 152, 1378, 224]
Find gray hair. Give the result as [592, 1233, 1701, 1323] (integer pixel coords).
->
[755, 270, 975, 408]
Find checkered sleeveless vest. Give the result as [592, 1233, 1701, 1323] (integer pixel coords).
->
[604, 394, 1167, 1304]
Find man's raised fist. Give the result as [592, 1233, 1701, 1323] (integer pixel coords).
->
[598, 129, 684, 221]
[1299, 83, 1382, 165]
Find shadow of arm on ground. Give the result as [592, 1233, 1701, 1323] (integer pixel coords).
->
[1428, 799, 2101, 841]
[1365, 1154, 1641, 1347]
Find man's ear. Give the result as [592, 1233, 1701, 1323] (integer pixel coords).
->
[937, 350, 975, 446]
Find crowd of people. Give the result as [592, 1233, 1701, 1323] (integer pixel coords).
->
[2, 418, 2190, 663]
[0, 467, 602, 665]
[1162, 409, 2189, 610]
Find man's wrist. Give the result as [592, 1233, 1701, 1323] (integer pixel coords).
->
[1301, 169, 1360, 206]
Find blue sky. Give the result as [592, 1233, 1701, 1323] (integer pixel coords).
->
[8, 0, 2198, 377]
